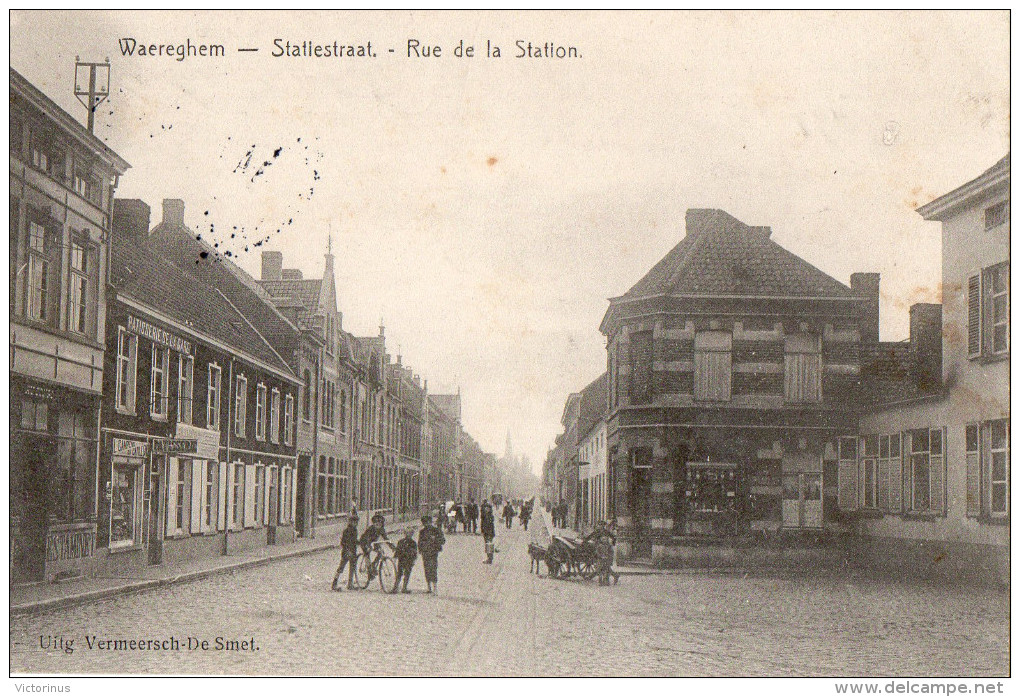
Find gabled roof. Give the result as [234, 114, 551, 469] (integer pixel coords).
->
[577, 372, 608, 441]
[618, 209, 854, 301]
[110, 233, 296, 380]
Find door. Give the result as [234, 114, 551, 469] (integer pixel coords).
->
[267, 467, 279, 544]
[295, 456, 308, 538]
[13, 436, 49, 583]
[782, 473, 823, 529]
[629, 467, 652, 557]
[146, 456, 163, 565]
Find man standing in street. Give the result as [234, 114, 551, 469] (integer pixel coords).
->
[480, 500, 496, 564]
[418, 514, 445, 594]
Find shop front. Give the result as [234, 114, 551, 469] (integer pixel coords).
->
[11, 379, 100, 584]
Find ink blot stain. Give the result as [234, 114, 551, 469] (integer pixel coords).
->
[487, 156, 498, 167]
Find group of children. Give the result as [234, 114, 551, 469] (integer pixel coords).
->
[331, 512, 446, 594]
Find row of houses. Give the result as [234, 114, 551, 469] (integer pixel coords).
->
[544, 156, 1009, 584]
[9, 67, 499, 584]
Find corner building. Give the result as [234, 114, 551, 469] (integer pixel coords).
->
[601, 209, 873, 560]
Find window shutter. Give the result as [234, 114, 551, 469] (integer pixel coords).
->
[877, 450, 890, 512]
[965, 425, 981, 518]
[837, 437, 858, 511]
[930, 428, 946, 516]
[166, 457, 179, 534]
[244, 463, 256, 527]
[190, 459, 204, 533]
[894, 432, 909, 513]
[980, 423, 991, 518]
[217, 462, 228, 530]
[967, 274, 981, 358]
[224, 462, 234, 530]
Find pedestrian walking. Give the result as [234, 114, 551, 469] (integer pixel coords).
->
[394, 527, 418, 594]
[331, 514, 360, 591]
[466, 499, 478, 534]
[480, 500, 496, 564]
[454, 502, 464, 533]
[519, 502, 531, 531]
[418, 514, 445, 594]
[502, 502, 516, 529]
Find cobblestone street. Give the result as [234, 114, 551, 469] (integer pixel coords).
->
[10, 523, 1009, 676]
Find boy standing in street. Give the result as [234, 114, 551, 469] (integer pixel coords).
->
[418, 514, 445, 594]
[394, 527, 418, 594]
[331, 514, 360, 591]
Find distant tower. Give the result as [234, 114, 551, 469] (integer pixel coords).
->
[504, 430, 514, 461]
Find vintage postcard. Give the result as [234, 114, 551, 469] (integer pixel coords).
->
[8, 10, 1010, 683]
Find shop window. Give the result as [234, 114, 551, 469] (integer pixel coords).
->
[20, 399, 49, 432]
[270, 388, 281, 443]
[234, 375, 247, 438]
[694, 331, 732, 402]
[115, 328, 138, 414]
[255, 383, 267, 441]
[52, 411, 96, 523]
[150, 344, 169, 419]
[177, 355, 194, 425]
[176, 459, 188, 533]
[784, 334, 822, 403]
[67, 237, 92, 335]
[968, 262, 1009, 358]
[207, 364, 221, 430]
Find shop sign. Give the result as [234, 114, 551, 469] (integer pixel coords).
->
[23, 385, 54, 400]
[112, 438, 148, 459]
[128, 315, 192, 355]
[153, 438, 198, 455]
[46, 528, 96, 562]
[175, 423, 221, 459]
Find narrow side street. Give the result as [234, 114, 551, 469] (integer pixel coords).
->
[10, 521, 1009, 676]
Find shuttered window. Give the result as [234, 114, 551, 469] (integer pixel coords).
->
[217, 462, 228, 530]
[784, 334, 822, 403]
[987, 419, 1009, 517]
[907, 427, 946, 515]
[244, 463, 257, 527]
[969, 263, 1010, 360]
[630, 331, 654, 404]
[190, 460, 204, 533]
[968, 274, 982, 358]
[694, 331, 731, 402]
[859, 435, 878, 509]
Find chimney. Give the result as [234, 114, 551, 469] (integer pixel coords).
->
[281, 268, 303, 280]
[261, 251, 283, 281]
[850, 272, 880, 344]
[112, 198, 150, 238]
[162, 199, 185, 227]
[909, 303, 943, 392]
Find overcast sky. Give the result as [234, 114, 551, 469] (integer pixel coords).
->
[11, 11, 1009, 472]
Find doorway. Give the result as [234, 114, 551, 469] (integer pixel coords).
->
[782, 472, 823, 529]
[628, 464, 652, 558]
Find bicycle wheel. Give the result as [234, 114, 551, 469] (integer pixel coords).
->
[378, 557, 398, 594]
[355, 554, 372, 590]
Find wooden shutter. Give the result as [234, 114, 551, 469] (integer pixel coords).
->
[837, 437, 858, 510]
[263, 467, 272, 525]
[967, 274, 981, 358]
[244, 463, 256, 527]
[217, 462, 228, 530]
[965, 424, 981, 518]
[877, 437, 890, 511]
[629, 331, 653, 403]
[190, 459, 204, 533]
[166, 457, 179, 534]
[930, 428, 945, 516]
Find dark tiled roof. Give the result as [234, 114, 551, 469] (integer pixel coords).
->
[577, 372, 608, 440]
[111, 235, 296, 378]
[430, 394, 461, 422]
[858, 342, 936, 407]
[621, 209, 854, 300]
[258, 278, 323, 329]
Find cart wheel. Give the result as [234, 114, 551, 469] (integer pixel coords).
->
[378, 557, 398, 593]
[355, 554, 372, 590]
[578, 558, 598, 581]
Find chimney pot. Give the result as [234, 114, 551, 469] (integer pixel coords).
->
[113, 198, 151, 238]
[909, 303, 943, 392]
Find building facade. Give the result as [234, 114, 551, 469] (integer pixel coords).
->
[846, 155, 1010, 584]
[10, 68, 130, 583]
[601, 209, 871, 560]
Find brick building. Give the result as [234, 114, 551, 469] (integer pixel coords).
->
[600, 209, 872, 560]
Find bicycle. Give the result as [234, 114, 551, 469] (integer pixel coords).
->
[353, 540, 399, 593]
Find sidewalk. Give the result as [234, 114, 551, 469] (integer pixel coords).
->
[11, 510, 431, 617]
